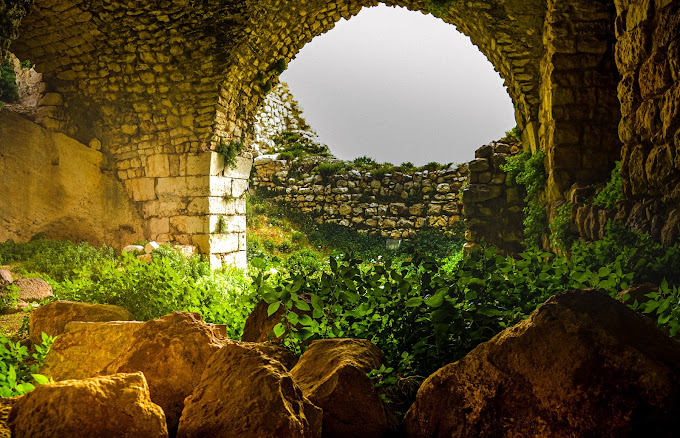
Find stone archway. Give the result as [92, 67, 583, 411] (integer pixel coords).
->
[4, 0, 623, 265]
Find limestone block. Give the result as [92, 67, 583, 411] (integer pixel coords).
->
[645, 143, 674, 188]
[147, 154, 170, 178]
[149, 218, 170, 239]
[209, 215, 246, 233]
[156, 176, 210, 198]
[209, 176, 233, 197]
[170, 215, 210, 234]
[232, 178, 250, 197]
[128, 178, 156, 201]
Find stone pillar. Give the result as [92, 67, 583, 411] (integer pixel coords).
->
[540, 0, 621, 202]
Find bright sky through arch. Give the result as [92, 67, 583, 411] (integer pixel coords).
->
[280, 4, 516, 166]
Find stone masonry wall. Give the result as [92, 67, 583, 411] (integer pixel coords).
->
[614, 0, 680, 246]
[252, 157, 468, 239]
[462, 141, 525, 254]
[252, 82, 309, 153]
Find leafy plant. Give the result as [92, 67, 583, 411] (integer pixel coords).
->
[504, 125, 522, 142]
[317, 162, 343, 178]
[502, 151, 548, 248]
[593, 161, 622, 209]
[270, 58, 288, 75]
[215, 140, 244, 169]
[0, 57, 19, 103]
[0, 332, 54, 397]
[550, 202, 575, 251]
[215, 216, 228, 234]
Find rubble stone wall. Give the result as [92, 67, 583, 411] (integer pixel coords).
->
[614, 0, 680, 245]
[252, 82, 308, 153]
[252, 157, 468, 239]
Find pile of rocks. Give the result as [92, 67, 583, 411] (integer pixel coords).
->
[5, 289, 680, 437]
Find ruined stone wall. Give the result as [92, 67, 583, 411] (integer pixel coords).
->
[615, 0, 680, 245]
[252, 82, 309, 153]
[252, 157, 467, 238]
[462, 141, 525, 254]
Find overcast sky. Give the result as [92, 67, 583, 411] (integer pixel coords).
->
[280, 4, 516, 166]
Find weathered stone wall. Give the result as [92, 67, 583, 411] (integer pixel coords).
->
[253, 82, 308, 153]
[0, 0, 659, 258]
[0, 110, 143, 247]
[0, 0, 31, 59]
[614, 0, 680, 245]
[252, 156, 467, 238]
[462, 141, 525, 254]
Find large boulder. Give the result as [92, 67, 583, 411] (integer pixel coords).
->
[404, 290, 680, 437]
[177, 341, 322, 438]
[290, 338, 395, 438]
[101, 312, 226, 436]
[0, 269, 12, 289]
[13, 278, 53, 302]
[29, 300, 135, 344]
[40, 320, 144, 381]
[8, 372, 168, 438]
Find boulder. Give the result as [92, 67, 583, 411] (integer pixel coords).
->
[404, 290, 680, 437]
[102, 312, 226, 436]
[242, 297, 312, 344]
[617, 282, 658, 306]
[0, 269, 12, 288]
[177, 341, 322, 438]
[8, 372, 168, 438]
[122, 244, 145, 254]
[40, 320, 144, 381]
[13, 278, 53, 302]
[241, 300, 283, 342]
[29, 300, 135, 345]
[248, 341, 299, 370]
[290, 338, 395, 438]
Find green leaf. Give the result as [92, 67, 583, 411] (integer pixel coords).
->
[267, 301, 281, 317]
[32, 374, 49, 385]
[425, 293, 444, 308]
[295, 301, 311, 311]
[298, 314, 314, 326]
[405, 297, 423, 307]
[658, 313, 672, 325]
[273, 323, 286, 338]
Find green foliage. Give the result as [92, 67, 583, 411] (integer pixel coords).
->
[215, 216, 228, 234]
[424, 0, 459, 16]
[504, 125, 522, 142]
[0, 57, 19, 103]
[549, 202, 575, 251]
[422, 162, 443, 172]
[0, 240, 255, 339]
[20, 60, 32, 69]
[263, 80, 273, 94]
[253, 220, 680, 379]
[593, 161, 623, 209]
[0, 332, 54, 397]
[353, 156, 377, 167]
[270, 58, 288, 75]
[317, 162, 343, 178]
[502, 151, 548, 248]
[215, 140, 244, 169]
[273, 131, 332, 160]
[0, 284, 19, 313]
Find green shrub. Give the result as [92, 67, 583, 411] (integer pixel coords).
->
[215, 140, 244, 169]
[422, 161, 442, 172]
[0, 57, 18, 103]
[549, 202, 575, 251]
[0, 332, 54, 397]
[504, 125, 522, 142]
[593, 161, 622, 209]
[317, 162, 343, 178]
[502, 151, 548, 248]
[270, 58, 288, 75]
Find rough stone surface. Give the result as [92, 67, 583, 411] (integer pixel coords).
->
[8, 372, 168, 438]
[29, 300, 135, 345]
[177, 341, 321, 438]
[12, 277, 52, 302]
[40, 320, 144, 381]
[0, 110, 144, 248]
[241, 299, 283, 343]
[290, 338, 395, 438]
[252, 157, 467, 239]
[404, 290, 680, 437]
[102, 312, 226, 435]
[0, 269, 12, 287]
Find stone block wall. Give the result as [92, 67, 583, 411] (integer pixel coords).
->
[252, 82, 308, 153]
[462, 141, 525, 254]
[252, 157, 467, 239]
[615, 0, 680, 246]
